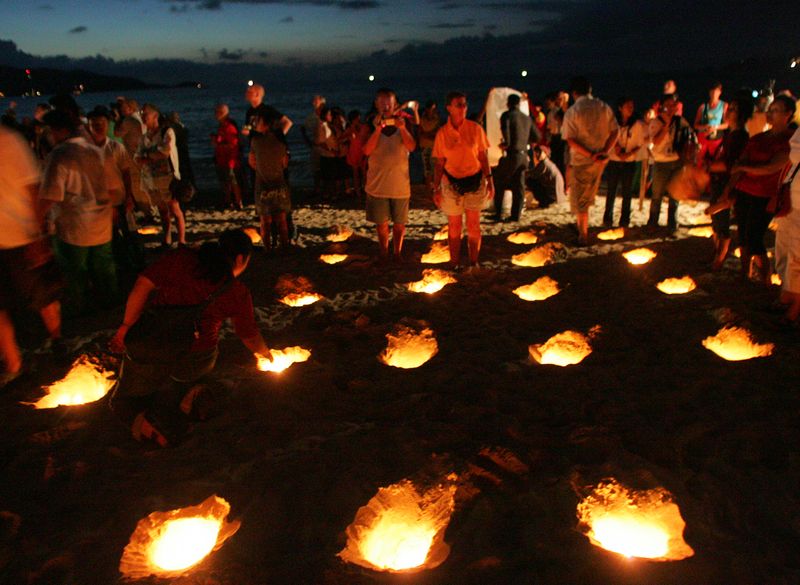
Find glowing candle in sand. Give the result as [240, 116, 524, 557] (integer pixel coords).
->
[507, 231, 539, 245]
[243, 227, 262, 244]
[687, 226, 713, 238]
[137, 226, 160, 235]
[771, 273, 782, 286]
[406, 269, 456, 294]
[701, 326, 774, 361]
[338, 478, 457, 573]
[279, 292, 324, 307]
[623, 248, 657, 265]
[256, 347, 311, 373]
[320, 254, 348, 264]
[421, 242, 450, 264]
[656, 276, 697, 295]
[327, 225, 354, 242]
[433, 225, 449, 241]
[597, 228, 625, 241]
[24, 356, 116, 409]
[378, 324, 438, 369]
[119, 495, 240, 580]
[577, 479, 694, 561]
[511, 243, 557, 268]
[733, 247, 741, 258]
[529, 329, 595, 366]
[513, 276, 560, 301]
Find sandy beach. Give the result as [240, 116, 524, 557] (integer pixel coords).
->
[1, 186, 799, 585]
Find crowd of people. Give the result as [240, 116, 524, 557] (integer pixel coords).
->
[1, 76, 799, 444]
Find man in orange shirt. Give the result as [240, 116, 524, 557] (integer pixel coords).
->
[432, 91, 494, 269]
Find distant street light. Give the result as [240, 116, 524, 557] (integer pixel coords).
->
[247, 79, 254, 86]
[368, 75, 375, 82]
[521, 70, 528, 77]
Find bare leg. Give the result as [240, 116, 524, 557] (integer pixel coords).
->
[274, 212, 289, 248]
[0, 310, 22, 374]
[376, 221, 390, 259]
[739, 247, 752, 281]
[158, 202, 172, 245]
[39, 301, 62, 339]
[576, 211, 590, 244]
[447, 215, 463, 267]
[465, 209, 482, 265]
[712, 237, 731, 270]
[168, 200, 186, 245]
[753, 254, 772, 286]
[392, 223, 405, 259]
[260, 215, 272, 249]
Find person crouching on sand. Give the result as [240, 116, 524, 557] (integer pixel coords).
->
[108, 229, 272, 446]
[432, 91, 494, 270]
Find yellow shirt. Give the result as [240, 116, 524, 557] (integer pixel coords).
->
[432, 119, 489, 178]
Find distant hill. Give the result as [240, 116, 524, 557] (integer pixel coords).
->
[0, 63, 158, 96]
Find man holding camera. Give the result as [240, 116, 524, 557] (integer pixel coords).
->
[362, 88, 416, 263]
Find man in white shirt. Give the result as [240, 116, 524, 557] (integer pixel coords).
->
[0, 126, 63, 386]
[301, 95, 325, 197]
[40, 110, 117, 315]
[561, 77, 619, 245]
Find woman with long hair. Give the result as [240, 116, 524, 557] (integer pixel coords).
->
[603, 97, 648, 227]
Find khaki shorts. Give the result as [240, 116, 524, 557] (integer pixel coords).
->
[366, 195, 409, 224]
[440, 180, 488, 216]
[146, 175, 174, 206]
[568, 163, 603, 213]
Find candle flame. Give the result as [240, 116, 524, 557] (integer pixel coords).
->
[513, 276, 561, 301]
[378, 325, 438, 369]
[338, 478, 457, 573]
[529, 329, 593, 366]
[597, 228, 625, 241]
[327, 225, 354, 242]
[279, 293, 324, 307]
[243, 227, 262, 244]
[623, 248, 657, 265]
[255, 347, 311, 373]
[507, 231, 539, 245]
[24, 356, 116, 409]
[771, 273, 782, 286]
[407, 269, 457, 294]
[421, 242, 450, 264]
[320, 254, 348, 264]
[656, 276, 697, 295]
[577, 479, 694, 561]
[701, 326, 774, 361]
[687, 226, 713, 238]
[119, 495, 240, 580]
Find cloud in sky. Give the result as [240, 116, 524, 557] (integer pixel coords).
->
[68, 26, 87, 34]
[218, 48, 244, 60]
[167, 0, 380, 10]
[428, 20, 475, 29]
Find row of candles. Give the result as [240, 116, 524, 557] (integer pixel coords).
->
[27, 222, 773, 578]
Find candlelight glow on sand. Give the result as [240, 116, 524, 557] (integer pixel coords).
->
[597, 228, 625, 241]
[577, 479, 694, 561]
[511, 243, 557, 267]
[243, 227, 262, 244]
[433, 225, 449, 241]
[137, 226, 160, 235]
[421, 242, 450, 264]
[656, 276, 697, 295]
[327, 225, 354, 242]
[513, 276, 561, 301]
[507, 231, 539, 245]
[771, 273, 782, 286]
[734, 247, 742, 258]
[378, 324, 438, 368]
[320, 254, 348, 264]
[407, 269, 457, 294]
[24, 356, 115, 409]
[279, 293, 324, 307]
[687, 226, 714, 238]
[623, 248, 657, 265]
[256, 347, 311, 373]
[119, 495, 240, 580]
[701, 326, 775, 361]
[529, 329, 596, 366]
[338, 478, 457, 573]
